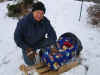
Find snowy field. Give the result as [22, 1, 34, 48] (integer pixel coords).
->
[0, 0, 100, 75]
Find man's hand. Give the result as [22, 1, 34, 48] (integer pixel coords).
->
[26, 48, 36, 60]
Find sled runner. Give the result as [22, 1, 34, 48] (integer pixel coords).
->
[19, 58, 80, 75]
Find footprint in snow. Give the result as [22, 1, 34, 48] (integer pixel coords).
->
[0, 40, 2, 43]
[2, 59, 10, 64]
[0, 59, 10, 68]
[96, 54, 100, 58]
[88, 37, 94, 41]
[0, 56, 11, 66]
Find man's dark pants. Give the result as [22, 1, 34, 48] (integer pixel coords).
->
[22, 39, 49, 66]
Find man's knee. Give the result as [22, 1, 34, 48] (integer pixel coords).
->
[22, 52, 35, 66]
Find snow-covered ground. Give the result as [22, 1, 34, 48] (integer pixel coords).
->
[0, 0, 100, 75]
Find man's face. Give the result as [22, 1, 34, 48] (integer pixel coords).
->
[33, 10, 44, 22]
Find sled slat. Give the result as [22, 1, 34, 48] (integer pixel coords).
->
[58, 61, 79, 73]
[36, 66, 50, 73]
[39, 61, 79, 75]
[40, 71, 59, 75]
[19, 64, 29, 75]
[34, 63, 45, 69]
[19, 60, 80, 75]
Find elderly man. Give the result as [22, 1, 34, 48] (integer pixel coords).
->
[14, 2, 57, 66]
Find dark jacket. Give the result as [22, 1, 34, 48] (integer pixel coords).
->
[14, 13, 57, 51]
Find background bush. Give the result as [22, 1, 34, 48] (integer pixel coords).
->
[0, 0, 4, 2]
[23, 0, 33, 7]
[76, 0, 100, 3]
[7, 3, 21, 17]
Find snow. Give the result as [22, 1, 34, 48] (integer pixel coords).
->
[0, 0, 100, 75]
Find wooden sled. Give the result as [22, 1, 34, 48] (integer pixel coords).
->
[19, 60, 80, 75]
